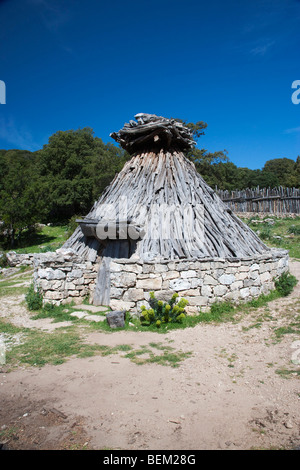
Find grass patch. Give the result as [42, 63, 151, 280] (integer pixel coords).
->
[0, 319, 25, 335]
[0, 284, 28, 297]
[11, 224, 69, 254]
[6, 328, 83, 367]
[124, 343, 192, 368]
[275, 368, 300, 378]
[244, 216, 300, 259]
[2, 320, 134, 368]
[274, 322, 300, 339]
[31, 302, 78, 323]
[1, 316, 192, 369]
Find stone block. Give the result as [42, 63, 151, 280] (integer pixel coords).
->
[203, 274, 218, 286]
[185, 306, 199, 315]
[68, 269, 83, 279]
[239, 287, 250, 299]
[142, 264, 156, 274]
[260, 271, 271, 282]
[176, 262, 193, 271]
[110, 287, 124, 299]
[110, 261, 123, 272]
[65, 281, 76, 290]
[123, 288, 145, 302]
[250, 286, 260, 296]
[136, 277, 162, 290]
[201, 285, 213, 297]
[169, 278, 191, 291]
[154, 264, 168, 273]
[111, 272, 136, 288]
[110, 299, 135, 311]
[250, 263, 260, 271]
[44, 291, 65, 300]
[181, 270, 198, 279]
[68, 290, 80, 297]
[235, 271, 249, 281]
[187, 296, 209, 306]
[189, 278, 203, 288]
[218, 274, 236, 285]
[249, 270, 259, 280]
[106, 310, 126, 329]
[180, 288, 201, 296]
[144, 290, 174, 305]
[38, 268, 66, 280]
[121, 263, 143, 274]
[213, 285, 228, 296]
[230, 280, 243, 291]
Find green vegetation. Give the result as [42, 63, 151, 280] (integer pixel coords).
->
[123, 342, 192, 367]
[203, 272, 297, 323]
[0, 313, 192, 369]
[0, 277, 29, 297]
[0, 129, 129, 249]
[274, 271, 298, 297]
[15, 224, 69, 254]
[25, 283, 43, 311]
[244, 216, 300, 259]
[139, 291, 188, 328]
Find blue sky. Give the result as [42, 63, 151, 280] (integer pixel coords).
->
[0, 0, 300, 169]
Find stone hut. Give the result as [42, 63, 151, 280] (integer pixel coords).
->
[34, 113, 289, 313]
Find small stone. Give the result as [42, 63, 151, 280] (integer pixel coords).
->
[106, 310, 126, 329]
[284, 420, 293, 429]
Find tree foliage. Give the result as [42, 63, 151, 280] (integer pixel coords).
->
[0, 150, 47, 247]
[38, 127, 129, 221]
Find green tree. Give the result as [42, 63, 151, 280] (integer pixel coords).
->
[263, 158, 296, 187]
[38, 128, 129, 221]
[0, 150, 47, 247]
[175, 119, 230, 186]
[294, 156, 300, 187]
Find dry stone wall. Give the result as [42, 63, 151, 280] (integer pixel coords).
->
[6, 251, 36, 267]
[108, 249, 289, 314]
[33, 250, 99, 306]
[33, 248, 289, 314]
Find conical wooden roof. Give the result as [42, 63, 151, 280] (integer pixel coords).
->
[63, 114, 269, 262]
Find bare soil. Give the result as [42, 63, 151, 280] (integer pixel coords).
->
[0, 262, 300, 451]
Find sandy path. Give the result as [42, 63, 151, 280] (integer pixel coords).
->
[0, 262, 300, 450]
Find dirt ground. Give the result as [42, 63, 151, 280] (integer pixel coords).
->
[0, 261, 300, 451]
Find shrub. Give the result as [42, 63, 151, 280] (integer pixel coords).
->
[275, 272, 298, 297]
[139, 292, 188, 328]
[66, 214, 83, 239]
[0, 253, 8, 268]
[288, 225, 300, 236]
[25, 283, 43, 311]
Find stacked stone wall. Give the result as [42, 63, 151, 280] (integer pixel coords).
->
[33, 248, 289, 314]
[108, 249, 289, 314]
[33, 250, 99, 305]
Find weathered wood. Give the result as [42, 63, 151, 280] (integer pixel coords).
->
[110, 113, 196, 153]
[63, 114, 272, 262]
[218, 186, 300, 214]
[92, 256, 111, 306]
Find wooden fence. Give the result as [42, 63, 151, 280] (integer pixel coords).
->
[217, 187, 300, 214]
